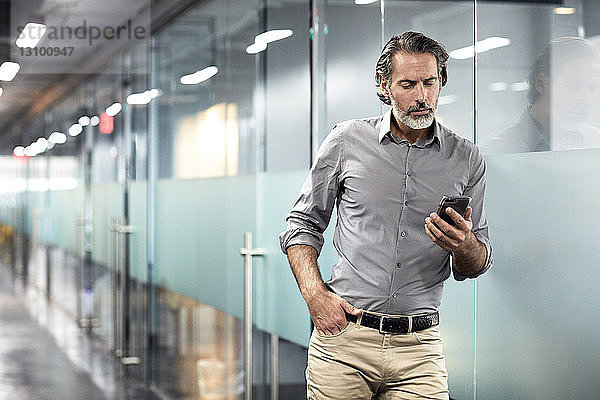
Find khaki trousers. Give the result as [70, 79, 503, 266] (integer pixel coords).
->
[306, 321, 449, 399]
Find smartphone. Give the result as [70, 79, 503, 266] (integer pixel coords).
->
[435, 195, 472, 227]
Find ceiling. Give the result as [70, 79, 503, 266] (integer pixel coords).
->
[0, 0, 203, 153]
[0, 0, 574, 154]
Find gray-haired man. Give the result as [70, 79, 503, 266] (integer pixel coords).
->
[280, 31, 493, 399]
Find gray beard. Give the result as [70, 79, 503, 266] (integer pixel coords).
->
[393, 106, 436, 130]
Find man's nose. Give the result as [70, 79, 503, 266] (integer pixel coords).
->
[415, 83, 427, 102]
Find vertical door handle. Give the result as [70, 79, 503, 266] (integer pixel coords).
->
[240, 232, 264, 400]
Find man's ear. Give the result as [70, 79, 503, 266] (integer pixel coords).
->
[380, 76, 389, 96]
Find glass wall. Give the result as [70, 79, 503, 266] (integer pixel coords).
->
[1, 0, 599, 399]
[476, 1, 600, 399]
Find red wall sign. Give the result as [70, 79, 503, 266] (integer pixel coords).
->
[100, 112, 114, 134]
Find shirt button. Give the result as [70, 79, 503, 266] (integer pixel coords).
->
[404, 201, 409, 206]
[401, 231, 406, 237]
[396, 263, 401, 268]
[407, 171, 411, 177]
[392, 294, 397, 299]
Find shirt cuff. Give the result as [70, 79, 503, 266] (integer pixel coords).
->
[279, 229, 324, 256]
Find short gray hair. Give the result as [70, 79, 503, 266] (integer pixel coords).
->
[375, 31, 449, 105]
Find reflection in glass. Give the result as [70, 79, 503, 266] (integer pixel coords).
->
[485, 37, 600, 153]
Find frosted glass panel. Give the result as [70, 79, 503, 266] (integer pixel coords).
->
[439, 279, 475, 400]
[478, 149, 600, 399]
[47, 188, 85, 256]
[254, 170, 315, 346]
[91, 183, 123, 267]
[24, 191, 45, 238]
[155, 176, 255, 319]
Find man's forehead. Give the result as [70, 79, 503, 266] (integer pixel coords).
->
[391, 51, 438, 77]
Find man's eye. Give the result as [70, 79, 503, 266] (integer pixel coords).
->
[424, 80, 436, 86]
[401, 84, 414, 89]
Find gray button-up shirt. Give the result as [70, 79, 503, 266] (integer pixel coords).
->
[279, 110, 493, 315]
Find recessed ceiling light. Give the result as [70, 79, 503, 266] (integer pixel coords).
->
[450, 37, 511, 60]
[0, 62, 21, 82]
[16, 23, 47, 48]
[180, 66, 218, 85]
[553, 7, 576, 15]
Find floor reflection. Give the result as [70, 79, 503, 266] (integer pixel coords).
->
[0, 231, 307, 399]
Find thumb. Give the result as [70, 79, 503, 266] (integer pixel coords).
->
[341, 300, 363, 316]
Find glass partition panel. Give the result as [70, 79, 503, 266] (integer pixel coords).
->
[477, 2, 555, 155]
[480, 149, 600, 399]
[325, 1, 382, 136]
[151, 2, 262, 395]
[476, 0, 600, 398]
[47, 188, 85, 254]
[265, 1, 311, 172]
[254, 170, 313, 345]
[478, 0, 600, 155]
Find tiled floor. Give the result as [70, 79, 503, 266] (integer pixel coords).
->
[0, 263, 161, 400]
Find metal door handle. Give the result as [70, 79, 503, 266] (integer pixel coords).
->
[240, 232, 264, 400]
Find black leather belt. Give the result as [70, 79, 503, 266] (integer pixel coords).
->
[346, 311, 439, 334]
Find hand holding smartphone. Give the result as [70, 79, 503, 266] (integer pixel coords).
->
[435, 195, 472, 227]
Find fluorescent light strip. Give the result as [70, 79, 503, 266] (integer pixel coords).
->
[36, 137, 49, 152]
[13, 146, 25, 157]
[246, 41, 267, 54]
[449, 37, 511, 60]
[0, 62, 21, 81]
[255, 29, 293, 44]
[16, 23, 47, 48]
[126, 88, 162, 104]
[489, 82, 508, 92]
[106, 102, 122, 116]
[180, 66, 218, 85]
[68, 123, 83, 136]
[355, 0, 378, 4]
[246, 29, 293, 54]
[49, 131, 67, 144]
[78, 116, 90, 126]
[554, 7, 576, 15]
[511, 81, 529, 92]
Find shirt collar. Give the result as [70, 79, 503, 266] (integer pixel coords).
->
[378, 109, 393, 143]
[379, 108, 441, 147]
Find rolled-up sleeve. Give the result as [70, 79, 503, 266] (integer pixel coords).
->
[279, 128, 342, 256]
[453, 145, 494, 281]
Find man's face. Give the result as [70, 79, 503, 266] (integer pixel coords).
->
[382, 52, 442, 130]
[551, 58, 600, 131]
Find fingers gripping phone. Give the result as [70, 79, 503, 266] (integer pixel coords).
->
[435, 195, 472, 227]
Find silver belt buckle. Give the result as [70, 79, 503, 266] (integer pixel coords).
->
[378, 315, 392, 334]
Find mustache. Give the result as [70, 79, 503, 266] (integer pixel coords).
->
[407, 101, 433, 113]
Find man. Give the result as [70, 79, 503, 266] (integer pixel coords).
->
[279, 31, 493, 399]
[484, 37, 600, 154]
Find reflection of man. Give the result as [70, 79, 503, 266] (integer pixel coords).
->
[280, 32, 493, 399]
[485, 37, 600, 154]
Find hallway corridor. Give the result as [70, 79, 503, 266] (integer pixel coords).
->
[0, 260, 160, 400]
